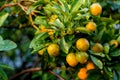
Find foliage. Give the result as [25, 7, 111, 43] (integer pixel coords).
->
[0, 0, 120, 80]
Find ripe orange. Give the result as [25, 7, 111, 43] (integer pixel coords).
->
[86, 22, 96, 32]
[86, 61, 95, 70]
[66, 53, 78, 67]
[76, 52, 88, 64]
[92, 43, 103, 53]
[78, 68, 88, 80]
[47, 43, 60, 56]
[109, 40, 119, 48]
[76, 38, 90, 51]
[90, 3, 102, 16]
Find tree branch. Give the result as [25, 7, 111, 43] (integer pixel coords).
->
[0, 3, 18, 11]
[48, 70, 65, 80]
[9, 67, 41, 80]
[9, 67, 65, 80]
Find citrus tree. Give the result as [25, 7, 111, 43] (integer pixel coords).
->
[0, 0, 120, 80]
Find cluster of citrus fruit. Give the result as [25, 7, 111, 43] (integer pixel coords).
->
[33, 1, 120, 79]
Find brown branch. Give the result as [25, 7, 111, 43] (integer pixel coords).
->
[29, 14, 39, 30]
[9, 67, 41, 80]
[48, 70, 65, 80]
[0, 3, 18, 11]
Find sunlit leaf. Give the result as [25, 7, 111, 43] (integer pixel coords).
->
[0, 12, 9, 27]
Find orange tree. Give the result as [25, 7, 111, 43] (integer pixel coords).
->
[0, 0, 120, 80]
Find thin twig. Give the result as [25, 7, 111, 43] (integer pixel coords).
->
[29, 14, 39, 30]
[48, 70, 65, 80]
[9, 67, 41, 80]
[0, 3, 18, 11]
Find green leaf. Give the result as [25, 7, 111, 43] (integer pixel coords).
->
[34, 16, 48, 26]
[49, 19, 65, 29]
[93, 27, 105, 42]
[0, 63, 14, 70]
[0, 40, 17, 51]
[58, 0, 69, 13]
[70, 0, 83, 13]
[29, 32, 49, 52]
[110, 49, 120, 57]
[0, 12, 9, 27]
[75, 27, 91, 35]
[90, 55, 103, 69]
[0, 36, 4, 44]
[0, 68, 8, 80]
[89, 50, 105, 57]
[59, 37, 71, 54]
[26, 1, 42, 14]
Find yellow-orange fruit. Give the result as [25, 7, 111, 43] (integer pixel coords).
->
[76, 38, 89, 51]
[90, 3, 102, 16]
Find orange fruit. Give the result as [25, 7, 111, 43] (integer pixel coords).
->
[86, 61, 95, 70]
[78, 68, 88, 80]
[86, 22, 96, 32]
[76, 52, 88, 64]
[47, 43, 60, 56]
[92, 43, 103, 53]
[38, 48, 46, 55]
[66, 53, 78, 67]
[109, 40, 119, 48]
[76, 38, 90, 51]
[90, 3, 102, 16]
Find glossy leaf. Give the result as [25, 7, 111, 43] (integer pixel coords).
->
[90, 55, 103, 69]
[0, 40, 17, 51]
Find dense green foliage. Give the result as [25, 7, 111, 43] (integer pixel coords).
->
[0, 0, 120, 80]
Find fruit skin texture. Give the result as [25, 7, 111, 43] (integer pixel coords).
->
[92, 43, 103, 53]
[66, 53, 78, 67]
[86, 61, 95, 70]
[76, 52, 88, 64]
[86, 22, 96, 32]
[76, 38, 90, 51]
[47, 43, 60, 56]
[110, 40, 119, 48]
[78, 68, 88, 80]
[90, 3, 102, 16]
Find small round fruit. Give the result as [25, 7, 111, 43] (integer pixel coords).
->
[78, 68, 88, 80]
[76, 52, 88, 64]
[92, 43, 103, 53]
[109, 40, 119, 48]
[90, 3, 102, 16]
[86, 61, 95, 70]
[66, 53, 78, 67]
[47, 43, 60, 56]
[86, 22, 96, 32]
[38, 48, 46, 55]
[76, 38, 90, 51]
